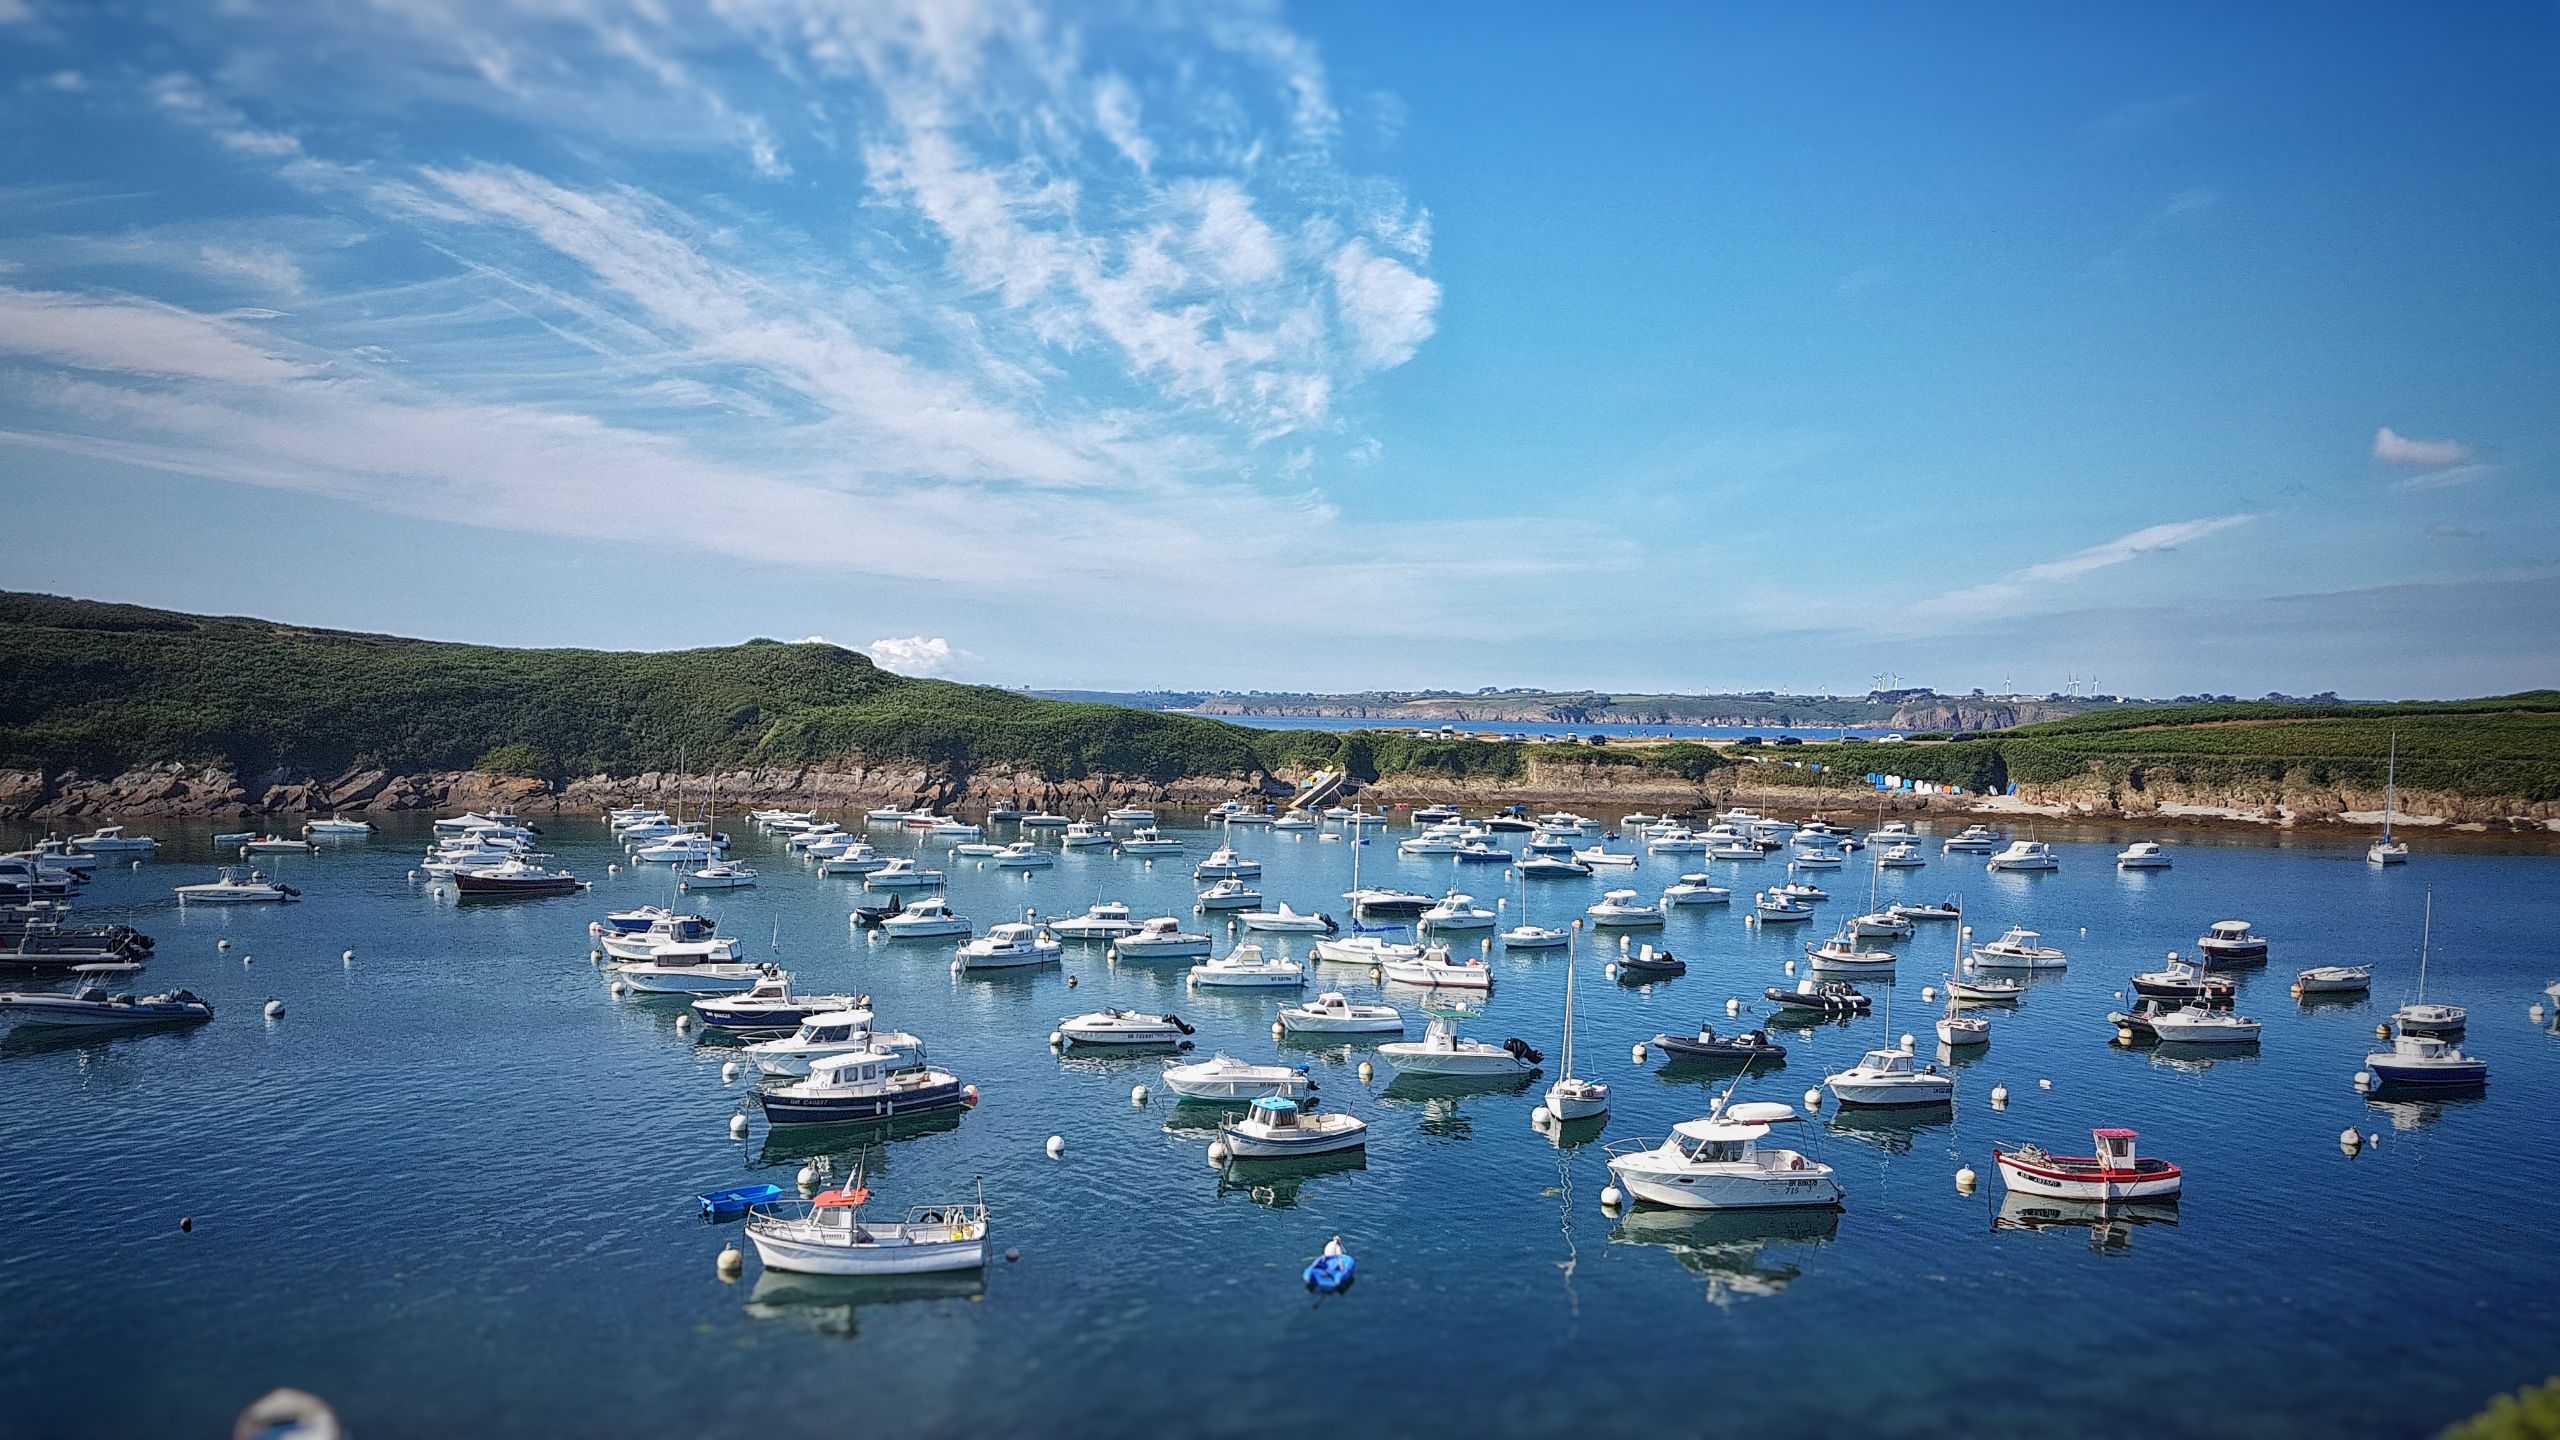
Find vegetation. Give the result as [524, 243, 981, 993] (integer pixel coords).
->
[2443, 1376, 2560, 1440]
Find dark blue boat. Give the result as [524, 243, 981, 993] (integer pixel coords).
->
[752, 1053, 971, 1128]
[699, 1183, 786, 1220]
[1304, 1251, 1355, 1293]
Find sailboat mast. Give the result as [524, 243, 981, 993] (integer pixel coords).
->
[2416, 888, 2432, 1002]
[1562, 918, 1579, 1077]
[2383, 733, 2398, 842]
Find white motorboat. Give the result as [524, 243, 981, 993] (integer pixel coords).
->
[1752, 890, 1815, 923]
[303, 816, 374, 837]
[1419, 890, 1497, 931]
[956, 923, 1062, 970]
[1647, 828, 1709, 855]
[1196, 877, 1264, 911]
[690, 973, 859, 1034]
[2195, 919, 2269, 966]
[1162, 1054, 1316, 1101]
[1889, 899, 1963, 923]
[1378, 944, 1493, 990]
[1876, 843, 1927, 869]
[1544, 926, 1608, 1122]
[2366, 1030, 2487, 1087]
[864, 806, 915, 824]
[1944, 974, 2027, 1003]
[1805, 929, 1897, 975]
[1346, 888, 1434, 916]
[950, 841, 1004, 859]
[1706, 841, 1763, 862]
[1106, 806, 1158, 825]
[926, 820, 983, 841]
[1604, 1102, 1841, 1210]
[1994, 1128, 2182, 1202]
[1278, 991, 1405, 1035]
[2294, 964, 2373, 995]
[1970, 927, 2067, 971]
[631, 834, 728, 864]
[1537, 811, 1595, 835]
[1239, 903, 1337, 933]
[1524, 831, 1580, 855]
[1051, 902, 1139, 940]
[67, 824, 160, 853]
[1114, 917, 1213, 960]
[601, 917, 735, 963]
[745, 1010, 926, 1076]
[1118, 827, 1184, 856]
[1312, 934, 1421, 966]
[1865, 822, 1917, 846]
[2391, 892, 2465, 1036]
[1941, 825, 2002, 853]
[1194, 845, 1261, 879]
[1378, 1008, 1540, 1076]
[1060, 821, 1113, 848]
[2369, 733, 2410, 865]
[785, 823, 845, 851]
[2147, 1004, 2261, 1044]
[1398, 825, 1467, 857]
[816, 844, 888, 875]
[682, 858, 758, 890]
[880, 896, 973, 940]
[1057, 1008, 1194, 1046]
[744, 1181, 989, 1278]
[1788, 846, 1845, 870]
[174, 866, 298, 903]
[1189, 943, 1307, 989]
[1825, 1045, 1953, 1107]
[0, 985, 212, 1028]
[615, 950, 769, 994]
[1219, 1096, 1366, 1159]
[1018, 811, 1069, 829]
[1848, 910, 1914, 939]
[864, 859, 947, 890]
[1587, 889, 1665, 927]
[2116, 841, 2173, 870]
[1986, 840, 2059, 872]
[240, 835, 317, 854]
[1663, 874, 1731, 906]
[1516, 854, 1592, 879]
[1574, 847, 1640, 869]
[802, 833, 860, 858]
[1501, 924, 1569, 950]
[1270, 812, 1317, 832]
[753, 1050, 971, 1126]
[1415, 805, 1464, 825]
[990, 841, 1054, 869]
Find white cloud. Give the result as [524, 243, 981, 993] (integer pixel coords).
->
[1890, 515, 2259, 632]
[1328, 239, 1440, 371]
[197, 244, 305, 295]
[1092, 72, 1152, 174]
[0, 287, 302, 383]
[865, 635, 960, 676]
[2373, 425, 2474, 469]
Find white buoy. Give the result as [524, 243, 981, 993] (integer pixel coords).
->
[407, 870, 418, 880]
[242, 955, 253, 967]
[1358, 1060, 1375, 1082]
[717, 1244, 743, 1278]
[1921, 986, 1936, 1002]
[1782, 959, 1795, 975]
[964, 1084, 980, 1104]
[2533, 1004, 2548, 1023]
[1131, 1085, 1149, 1106]
[2354, 1069, 2373, 1088]
[797, 1165, 818, 1191]
[1955, 1166, 1978, 1192]
[1990, 1084, 2010, 1107]
[1631, 1042, 1648, 1064]
[1603, 964, 1618, 980]
[721, 1061, 741, 1083]
[218, 939, 231, 952]
[1530, 1105, 1551, 1127]
[1048, 1030, 1065, 1048]
[728, 1114, 748, 1139]
[1803, 1087, 1822, 1110]
[1207, 1140, 1229, 1165]
[609, 863, 619, 873]
[1599, 1185, 1624, 1208]
[2367, 1132, 2380, 1148]
[1045, 1134, 1065, 1157]
[1619, 935, 1630, 953]
[342, 949, 355, 963]
[2037, 1078, 2052, 1090]
[2340, 1127, 2363, 1151]
[675, 1014, 692, 1034]
[1900, 1033, 1916, 1053]
[263, 999, 285, 1019]
[1726, 997, 1742, 1016]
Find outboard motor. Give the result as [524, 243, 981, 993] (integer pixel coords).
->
[1164, 1014, 1196, 1036]
[1504, 1037, 1544, 1066]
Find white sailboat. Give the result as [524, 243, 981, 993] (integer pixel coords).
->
[1543, 921, 1608, 1122]
[2368, 732, 2410, 866]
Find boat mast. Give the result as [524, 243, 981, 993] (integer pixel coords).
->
[2381, 732, 2398, 844]
[1561, 917, 1579, 1080]
[2415, 888, 2432, 1004]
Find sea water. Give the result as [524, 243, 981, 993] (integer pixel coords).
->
[2, 814, 2553, 1436]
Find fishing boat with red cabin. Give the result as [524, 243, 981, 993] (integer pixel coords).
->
[1993, 1128, 2183, 1202]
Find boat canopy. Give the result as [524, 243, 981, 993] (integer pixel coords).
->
[1723, 1101, 1800, 1126]
[807, 1050, 897, 1082]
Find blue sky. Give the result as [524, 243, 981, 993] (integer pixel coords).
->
[0, 2, 2551, 697]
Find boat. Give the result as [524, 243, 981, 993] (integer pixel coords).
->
[2145, 1004, 2262, 1045]
[601, 916, 732, 962]
[1019, 812, 1069, 829]
[1162, 1054, 1316, 1101]
[879, 897, 972, 941]
[1278, 991, 1406, 1035]
[454, 859, 585, 896]
[680, 858, 758, 891]
[955, 923, 1061, 970]
[753, 1050, 972, 1126]
[1060, 821, 1113, 848]
[1193, 846, 1261, 880]
[1188, 943, 1306, 989]
[240, 835, 317, 854]
[1647, 828, 1709, 855]
[1787, 846, 1845, 871]
[1414, 805, 1462, 825]
[1936, 1006, 1991, 1047]
[1764, 980, 1870, 1015]
[1848, 910, 1913, 939]
[1574, 847, 1640, 869]
[1805, 928, 1897, 975]
[2369, 733, 2410, 865]
[1944, 974, 2027, 1003]
[1866, 822, 1917, 846]
[1051, 902, 1139, 940]
[1514, 855, 1592, 879]
[1876, 843, 1927, 869]
[1057, 1009, 1195, 1046]
[785, 824, 845, 851]
[1239, 903, 1337, 933]
[1825, 1045, 1954, 1107]
[745, 1010, 926, 1076]
[1304, 1239, 1354, 1293]
[1454, 841, 1515, 865]
[1346, 889, 1434, 916]
[1970, 927, 2068, 971]
[614, 950, 769, 995]
[864, 806, 914, 825]
[1523, 832, 1578, 856]
[2195, 920, 2269, 966]
[1114, 917, 1212, 960]
[948, 841, 1004, 860]
[1986, 840, 2059, 872]
[2115, 841, 2172, 870]
[594, 905, 685, 936]
[174, 867, 299, 903]
[2294, 964, 2373, 996]
[699, 1183, 788, 1219]
[1419, 890, 1497, 931]
[1942, 825, 2002, 853]
[1772, 877, 1828, 904]
[630, 834, 727, 864]
[1220, 1096, 1367, 1159]
[855, 905, 906, 936]
[815, 845, 888, 876]
[2391, 891, 2465, 1037]
[925, 819, 982, 841]
[0, 985, 213, 1029]
[1649, 1025, 1786, 1064]
[1617, 944, 1685, 978]
[742, 1169, 989, 1276]
[1378, 944, 1493, 990]
[1378, 1007, 1540, 1076]
[863, 859, 947, 890]
[2365, 1029, 2488, 1087]
[1751, 890, 1815, 923]
[989, 842, 1053, 869]
[1312, 934, 1420, 967]
[1587, 889, 1665, 928]
[1663, 874, 1731, 906]
[1501, 924, 1569, 950]
[210, 831, 257, 846]
[1545, 927, 1609, 1121]
[1195, 877, 1264, 911]
[1994, 1128, 2182, 1202]
[2128, 956, 2235, 1003]
[66, 825, 159, 854]
[1398, 825, 1466, 857]
[1270, 812, 1316, 832]
[1888, 899, 1963, 922]
[691, 973, 861, 1033]
[1604, 1102, 1841, 1210]
[1117, 827, 1182, 855]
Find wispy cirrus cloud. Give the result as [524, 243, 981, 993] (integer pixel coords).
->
[2373, 425, 2491, 491]
[1888, 514, 2259, 633]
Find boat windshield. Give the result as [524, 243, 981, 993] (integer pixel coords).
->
[1677, 1135, 1745, 1163]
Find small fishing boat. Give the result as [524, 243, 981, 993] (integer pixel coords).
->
[1304, 1238, 1354, 1293]
[1515, 855, 1593, 878]
[1239, 903, 1337, 933]
[699, 1183, 788, 1220]
[455, 858, 585, 896]
[1876, 843, 1927, 869]
[1195, 877, 1264, 911]
[1586, 889, 1665, 927]
[1188, 943, 1307, 990]
[745, 1010, 926, 1077]
[240, 835, 317, 854]
[1647, 828, 1709, 855]
[1805, 928, 1897, 976]
[1269, 812, 1317, 832]
[954, 923, 1060, 970]
[601, 916, 729, 962]
[879, 896, 972, 941]
[175, 867, 299, 904]
[1501, 924, 1569, 950]
[1788, 846, 1845, 871]
[2294, 964, 2373, 996]
[1020, 812, 1070, 829]
[1278, 991, 1406, 1035]
[1051, 902, 1138, 940]
[1616, 944, 1685, 978]
[753, 1050, 972, 1126]
[1941, 826, 2002, 854]
[1060, 821, 1113, 848]
[1312, 934, 1420, 966]
[1936, 1007, 1991, 1047]
[2146, 1004, 2262, 1045]
[1419, 891, 1498, 931]
[1193, 846, 1262, 880]
[816, 845, 888, 876]
[1603, 1102, 1841, 1211]
[1114, 917, 1213, 960]
[2115, 841, 2172, 870]
[1057, 1009, 1195, 1046]
[614, 949, 768, 995]
[66, 825, 159, 854]
[1378, 944, 1493, 991]
[1752, 890, 1815, 923]
[680, 858, 758, 891]
[594, 905, 687, 936]
[1118, 827, 1184, 856]
[1523, 832, 1579, 856]
[1220, 1096, 1367, 1159]
[1574, 847, 1640, 869]
[2128, 955, 2235, 1003]
[1345, 888, 1434, 916]
[1764, 979, 1871, 1015]
[1888, 899, 1963, 923]
[1994, 1128, 2182, 1202]
[849, 897, 905, 928]
[691, 973, 859, 1033]
[1648, 1024, 1786, 1064]
[1970, 927, 2068, 971]
[2365, 1030, 2487, 1087]
[1663, 874, 1731, 906]
[210, 831, 257, 846]
[303, 816, 374, 837]
[1454, 841, 1515, 865]
[2195, 920, 2269, 966]
[1824, 1045, 1953, 1107]
[0, 985, 213, 1029]
[863, 859, 946, 890]
[989, 842, 1054, 869]
[1985, 840, 2059, 872]
[1162, 1054, 1316, 1101]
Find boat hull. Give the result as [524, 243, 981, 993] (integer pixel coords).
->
[1607, 1164, 1842, 1211]
[1220, 1124, 1367, 1159]
[754, 1077, 970, 1127]
[1994, 1151, 2182, 1201]
[747, 1225, 985, 1276]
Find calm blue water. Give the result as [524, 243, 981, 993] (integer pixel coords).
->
[4, 814, 2555, 1437]
[1196, 713, 1895, 741]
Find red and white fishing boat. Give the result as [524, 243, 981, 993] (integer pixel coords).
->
[1993, 1128, 2182, 1202]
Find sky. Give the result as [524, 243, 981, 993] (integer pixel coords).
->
[0, 2, 2552, 699]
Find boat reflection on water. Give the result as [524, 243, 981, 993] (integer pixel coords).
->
[2146, 1043, 2262, 1076]
[1825, 1103, 1953, 1154]
[744, 1268, 985, 1341]
[1607, 1207, 1840, 1306]
[2365, 1085, 2489, 1129]
[1214, 1149, 1367, 1208]
[1993, 1192, 2180, 1253]
[754, 1108, 964, 1166]
[2295, 989, 2373, 1016]
[1543, 1112, 1610, 1151]
[1376, 1076, 1539, 1141]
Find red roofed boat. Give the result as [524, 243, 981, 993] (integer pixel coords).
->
[1993, 1128, 2182, 1202]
